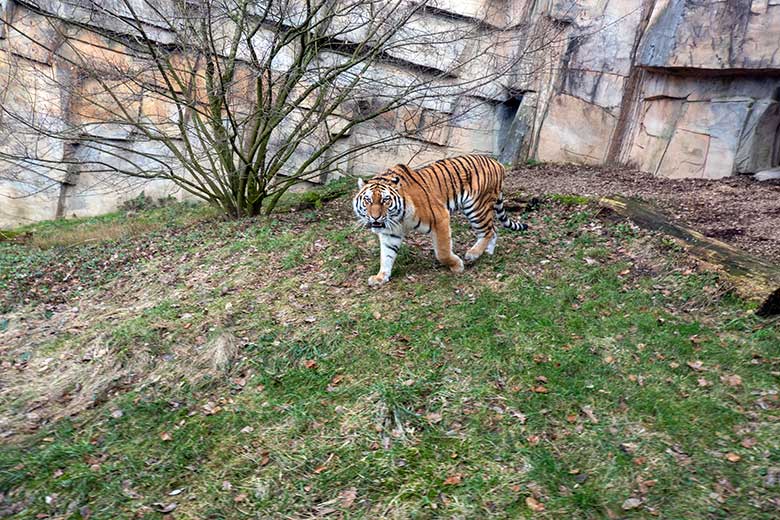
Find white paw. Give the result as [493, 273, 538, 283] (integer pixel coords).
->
[464, 251, 480, 262]
[449, 257, 464, 273]
[368, 274, 389, 287]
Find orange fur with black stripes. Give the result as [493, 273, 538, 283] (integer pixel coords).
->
[353, 154, 527, 286]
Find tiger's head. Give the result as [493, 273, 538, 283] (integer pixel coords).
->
[353, 175, 404, 232]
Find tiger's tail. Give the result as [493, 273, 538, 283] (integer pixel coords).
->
[495, 193, 528, 231]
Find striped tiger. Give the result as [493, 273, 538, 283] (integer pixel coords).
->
[353, 154, 527, 286]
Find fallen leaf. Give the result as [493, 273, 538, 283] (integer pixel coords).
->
[637, 478, 657, 495]
[581, 405, 599, 424]
[686, 361, 705, 372]
[313, 465, 328, 474]
[234, 493, 247, 503]
[339, 487, 357, 508]
[531, 386, 549, 394]
[510, 410, 527, 423]
[260, 451, 270, 466]
[221, 481, 232, 491]
[535, 375, 548, 384]
[741, 437, 757, 449]
[372, 311, 382, 320]
[240, 426, 254, 434]
[621, 497, 643, 510]
[152, 503, 177, 514]
[619, 442, 638, 454]
[121, 480, 142, 499]
[304, 359, 318, 369]
[666, 445, 691, 466]
[424, 412, 442, 424]
[566, 414, 578, 423]
[443, 473, 463, 485]
[331, 374, 344, 385]
[604, 355, 615, 364]
[525, 496, 545, 512]
[202, 402, 221, 415]
[527, 435, 541, 445]
[725, 452, 741, 463]
[721, 374, 742, 387]
[160, 431, 172, 442]
[168, 489, 183, 496]
[697, 378, 711, 387]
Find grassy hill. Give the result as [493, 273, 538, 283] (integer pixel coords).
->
[1, 186, 779, 519]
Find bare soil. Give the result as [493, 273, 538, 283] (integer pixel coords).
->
[506, 164, 780, 264]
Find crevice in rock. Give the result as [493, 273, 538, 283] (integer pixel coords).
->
[642, 65, 780, 78]
[605, 0, 657, 165]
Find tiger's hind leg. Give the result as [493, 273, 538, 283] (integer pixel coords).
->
[464, 203, 496, 262]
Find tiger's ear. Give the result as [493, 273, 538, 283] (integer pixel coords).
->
[357, 178, 365, 189]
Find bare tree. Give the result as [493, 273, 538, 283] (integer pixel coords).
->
[0, 0, 557, 218]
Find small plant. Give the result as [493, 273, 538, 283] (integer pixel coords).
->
[276, 177, 354, 212]
[526, 158, 543, 167]
[119, 192, 176, 212]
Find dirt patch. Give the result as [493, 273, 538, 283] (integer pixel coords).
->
[506, 164, 780, 263]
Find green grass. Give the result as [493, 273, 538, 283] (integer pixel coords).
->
[1, 193, 778, 519]
[549, 194, 591, 206]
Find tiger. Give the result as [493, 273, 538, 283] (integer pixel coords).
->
[353, 154, 528, 286]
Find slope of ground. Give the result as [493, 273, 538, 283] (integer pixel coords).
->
[506, 164, 780, 263]
[1, 188, 779, 519]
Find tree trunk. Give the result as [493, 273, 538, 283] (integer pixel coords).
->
[599, 195, 780, 316]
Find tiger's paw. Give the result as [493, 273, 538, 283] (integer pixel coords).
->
[464, 250, 481, 263]
[449, 257, 464, 273]
[368, 274, 389, 287]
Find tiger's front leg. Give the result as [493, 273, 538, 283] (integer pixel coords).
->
[431, 215, 464, 274]
[368, 232, 404, 286]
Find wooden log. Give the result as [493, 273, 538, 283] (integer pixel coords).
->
[599, 195, 780, 317]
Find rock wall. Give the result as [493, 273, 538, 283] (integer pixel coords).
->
[524, 0, 780, 179]
[1, 0, 778, 226]
[1, 0, 525, 226]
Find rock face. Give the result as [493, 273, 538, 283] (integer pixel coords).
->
[1, 0, 779, 226]
[526, 0, 780, 181]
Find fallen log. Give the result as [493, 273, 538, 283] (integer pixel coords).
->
[599, 195, 780, 316]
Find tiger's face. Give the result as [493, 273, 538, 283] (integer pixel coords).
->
[353, 177, 403, 232]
